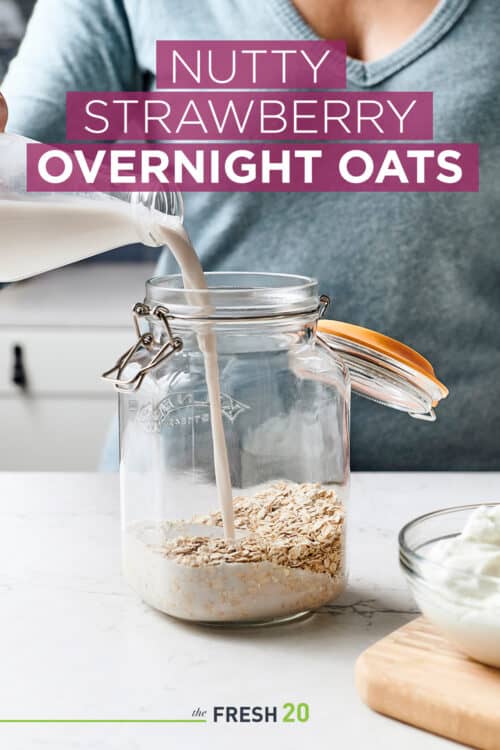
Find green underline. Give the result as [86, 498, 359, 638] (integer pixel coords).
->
[0, 719, 207, 724]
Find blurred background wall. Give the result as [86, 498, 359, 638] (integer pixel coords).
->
[0, 0, 34, 79]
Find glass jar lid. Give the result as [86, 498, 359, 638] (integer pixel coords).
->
[317, 320, 448, 421]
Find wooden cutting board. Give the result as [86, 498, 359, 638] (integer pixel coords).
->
[356, 617, 500, 750]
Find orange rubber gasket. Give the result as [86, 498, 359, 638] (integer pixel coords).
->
[318, 319, 449, 399]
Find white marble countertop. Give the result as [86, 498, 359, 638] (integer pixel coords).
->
[1, 471, 499, 750]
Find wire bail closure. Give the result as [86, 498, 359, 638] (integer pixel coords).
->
[102, 295, 331, 393]
[318, 294, 331, 319]
[101, 303, 183, 393]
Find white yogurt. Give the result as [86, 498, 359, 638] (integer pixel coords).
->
[413, 505, 500, 667]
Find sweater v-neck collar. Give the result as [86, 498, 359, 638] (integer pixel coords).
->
[269, 0, 473, 87]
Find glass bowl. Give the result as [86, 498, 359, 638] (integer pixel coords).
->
[399, 503, 500, 668]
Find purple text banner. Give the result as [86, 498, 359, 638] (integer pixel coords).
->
[155, 40, 346, 89]
[66, 91, 433, 141]
[27, 143, 479, 193]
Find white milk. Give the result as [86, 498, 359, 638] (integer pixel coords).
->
[0, 198, 139, 282]
[156, 220, 235, 539]
[0, 196, 235, 538]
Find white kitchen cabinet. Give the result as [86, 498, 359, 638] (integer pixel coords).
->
[0, 262, 155, 470]
[0, 397, 117, 470]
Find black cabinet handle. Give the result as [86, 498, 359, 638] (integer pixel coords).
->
[12, 344, 28, 389]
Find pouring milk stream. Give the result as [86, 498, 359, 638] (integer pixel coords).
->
[0, 131, 236, 539]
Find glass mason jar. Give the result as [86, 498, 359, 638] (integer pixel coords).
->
[104, 272, 447, 626]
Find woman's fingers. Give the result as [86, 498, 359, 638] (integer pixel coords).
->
[0, 93, 8, 132]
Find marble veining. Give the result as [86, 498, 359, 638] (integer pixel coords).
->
[0, 471, 498, 750]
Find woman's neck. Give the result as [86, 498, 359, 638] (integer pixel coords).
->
[291, 0, 441, 61]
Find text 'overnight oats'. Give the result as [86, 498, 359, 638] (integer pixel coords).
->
[124, 482, 346, 622]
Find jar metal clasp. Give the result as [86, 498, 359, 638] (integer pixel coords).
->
[101, 303, 183, 393]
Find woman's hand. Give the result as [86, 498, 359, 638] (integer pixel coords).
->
[0, 93, 8, 132]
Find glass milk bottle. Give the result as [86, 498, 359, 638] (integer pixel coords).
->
[0, 132, 183, 282]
